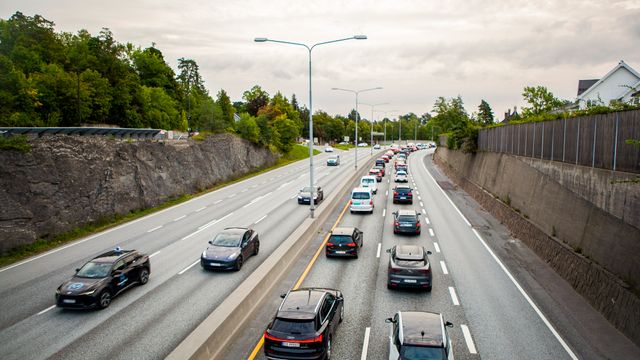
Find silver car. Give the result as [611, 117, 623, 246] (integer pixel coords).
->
[385, 311, 454, 360]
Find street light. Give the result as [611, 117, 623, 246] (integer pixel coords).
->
[379, 110, 398, 146]
[331, 87, 382, 170]
[254, 35, 367, 219]
[360, 102, 388, 154]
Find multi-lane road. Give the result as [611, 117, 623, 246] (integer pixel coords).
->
[0, 147, 374, 360]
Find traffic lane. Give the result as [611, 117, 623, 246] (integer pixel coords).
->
[410, 151, 574, 360]
[0, 150, 356, 329]
[367, 171, 478, 360]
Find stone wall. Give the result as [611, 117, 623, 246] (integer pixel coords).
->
[0, 133, 278, 253]
[434, 147, 640, 346]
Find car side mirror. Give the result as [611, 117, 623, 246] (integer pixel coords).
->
[445, 321, 454, 328]
[208, 240, 213, 245]
[427, 251, 432, 255]
[280, 293, 287, 299]
[385, 317, 395, 324]
[75, 268, 80, 273]
[385, 248, 391, 253]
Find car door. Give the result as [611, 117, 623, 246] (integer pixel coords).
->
[356, 229, 363, 248]
[322, 293, 338, 337]
[389, 314, 400, 359]
[111, 259, 129, 293]
[240, 230, 251, 257]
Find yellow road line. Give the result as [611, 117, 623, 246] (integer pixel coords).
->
[247, 200, 351, 360]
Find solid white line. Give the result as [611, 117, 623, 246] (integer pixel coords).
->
[147, 226, 162, 233]
[255, 214, 267, 224]
[382, 209, 386, 217]
[376, 243, 382, 258]
[37, 305, 56, 315]
[173, 215, 186, 222]
[434, 242, 441, 253]
[178, 259, 200, 275]
[440, 261, 449, 274]
[213, 200, 222, 205]
[429, 228, 435, 237]
[471, 229, 578, 359]
[264, 191, 273, 197]
[195, 207, 206, 212]
[420, 201, 424, 208]
[460, 325, 478, 354]
[449, 287, 460, 305]
[425, 216, 430, 224]
[422, 161, 471, 226]
[149, 250, 161, 258]
[360, 327, 371, 360]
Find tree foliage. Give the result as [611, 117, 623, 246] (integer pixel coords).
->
[521, 86, 564, 117]
[477, 100, 494, 126]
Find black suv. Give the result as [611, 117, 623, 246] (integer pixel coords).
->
[386, 245, 432, 291]
[264, 288, 344, 359]
[326, 227, 363, 258]
[385, 311, 454, 359]
[393, 210, 421, 235]
[56, 248, 150, 309]
[392, 186, 413, 204]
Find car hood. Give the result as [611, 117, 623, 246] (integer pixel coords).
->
[59, 277, 106, 295]
[298, 192, 317, 198]
[204, 246, 240, 260]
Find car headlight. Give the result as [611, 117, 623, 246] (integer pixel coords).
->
[297, 195, 303, 199]
[78, 288, 97, 296]
[202, 250, 207, 258]
[227, 252, 238, 260]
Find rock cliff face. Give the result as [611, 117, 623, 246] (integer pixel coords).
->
[0, 133, 278, 253]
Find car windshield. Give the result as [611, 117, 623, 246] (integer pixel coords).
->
[398, 215, 417, 222]
[362, 178, 374, 184]
[301, 187, 316, 193]
[352, 192, 371, 200]
[397, 172, 407, 176]
[272, 318, 316, 334]
[211, 232, 242, 247]
[76, 261, 112, 278]
[400, 345, 446, 359]
[330, 235, 353, 244]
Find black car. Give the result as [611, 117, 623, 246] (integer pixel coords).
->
[392, 186, 413, 204]
[386, 245, 432, 291]
[375, 159, 386, 167]
[264, 288, 344, 360]
[298, 186, 324, 205]
[326, 227, 363, 258]
[385, 311, 454, 359]
[201, 227, 259, 271]
[56, 248, 150, 309]
[393, 210, 421, 235]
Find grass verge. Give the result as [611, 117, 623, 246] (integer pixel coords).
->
[0, 144, 321, 268]
[333, 144, 354, 151]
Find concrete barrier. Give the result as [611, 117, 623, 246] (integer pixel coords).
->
[167, 154, 378, 360]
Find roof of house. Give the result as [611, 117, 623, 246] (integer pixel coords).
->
[577, 79, 599, 96]
[577, 60, 640, 101]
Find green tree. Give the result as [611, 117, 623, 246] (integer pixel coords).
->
[521, 86, 564, 117]
[197, 98, 225, 132]
[132, 46, 179, 99]
[216, 89, 235, 130]
[477, 100, 494, 126]
[140, 86, 179, 129]
[236, 113, 260, 143]
[243, 85, 269, 116]
[273, 115, 300, 153]
[79, 69, 111, 124]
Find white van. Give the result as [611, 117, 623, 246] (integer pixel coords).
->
[360, 175, 378, 194]
[350, 187, 374, 214]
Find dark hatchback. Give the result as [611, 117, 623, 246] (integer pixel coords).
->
[56, 249, 150, 309]
[298, 186, 324, 205]
[375, 159, 386, 167]
[386, 245, 432, 291]
[326, 227, 363, 258]
[201, 227, 259, 271]
[264, 287, 344, 360]
[393, 210, 421, 235]
[392, 186, 413, 204]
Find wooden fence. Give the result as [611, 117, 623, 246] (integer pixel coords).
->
[477, 110, 640, 173]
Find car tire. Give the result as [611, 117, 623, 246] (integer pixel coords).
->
[235, 256, 243, 271]
[416, 231, 421, 235]
[138, 267, 150, 285]
[387, 283, 392, 290]
[326, 336, 332, 360]
[98, 290, 112, 309]
[253, 241, 260, 256]
[426, 286, 432, 292]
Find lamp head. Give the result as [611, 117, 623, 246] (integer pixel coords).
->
[354, 35, 367, 40]
[254, 37, 268, 42]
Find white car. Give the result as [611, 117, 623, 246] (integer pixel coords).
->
[350, 187, 374, 214]
[373, 144, 381, 149]
[360, 175, 378, 194]
[394, 170, 408, 183]
[358, 142, 368, 147]
[324, 146, 334, 152]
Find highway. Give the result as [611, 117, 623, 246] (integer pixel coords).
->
[0, 147, 376, 360]
[226, 148, 591, 360]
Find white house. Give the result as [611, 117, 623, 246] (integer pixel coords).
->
[576, 60, 640, 108]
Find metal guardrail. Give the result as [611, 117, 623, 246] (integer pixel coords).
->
[477, 110, 640, 173]
[0, 127, 162, 139]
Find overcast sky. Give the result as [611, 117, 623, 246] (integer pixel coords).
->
[2, 0, 639, 120]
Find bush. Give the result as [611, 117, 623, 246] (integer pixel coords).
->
[0, 135, 31, 152]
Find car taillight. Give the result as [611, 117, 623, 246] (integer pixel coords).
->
[393, 191, 398, 196]
[418, 268, 431, 275]
[346, 242, 357, 247]
[326, 242, 334, 247]
[369, 200, 373, 205]
[264, 331, 323, 344]
[349, 200, 353, 205]
[394, 221, 400, 226]
[417, 222, 421, 227]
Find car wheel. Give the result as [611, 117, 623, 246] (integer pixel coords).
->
[326, 336, 332, 360]
[138, 268, 149, 285]
[387, 283, 392, 290]
[253, 241, 260, 256]
[354, 251, 359, 259]
[416, 230, 421, 235]
[235, 256, 243, 271]
[426, 286, 432, 292]
[98, 290, 112, 309]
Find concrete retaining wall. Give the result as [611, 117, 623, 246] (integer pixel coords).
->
[434, 148, 640, 346]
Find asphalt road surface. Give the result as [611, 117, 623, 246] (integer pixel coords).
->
[0, 147, 376, 360]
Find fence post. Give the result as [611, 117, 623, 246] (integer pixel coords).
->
[576, 117, 581, 165]
[613, 112, 619, 171]
[524, 125, 528, 156]
[551, 121, 555, 161]
[592, 117, 597, 168]
[562, 117, 566, 162]
[518, 125, 521, 155]
[511, 125, 514, 154]
[532, 122, 536, 157]
[541, 122, 545, 159]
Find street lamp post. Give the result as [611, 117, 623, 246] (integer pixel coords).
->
[255, 35, 367, 219]
[361, 102, 388, 154]
[332, 87, 382, 170]
[380, 110, 398, 147]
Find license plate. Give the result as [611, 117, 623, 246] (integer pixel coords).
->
[400, 196, 406, 199]
[63, 299, 76, 304]
[404, 279, 417, 283]
[401, 224, 412, 227]
[282, 342, 300, 348]
[210, 262, 222, 266]
[336, 251, 346, 254]
[354, 202, 360, 205]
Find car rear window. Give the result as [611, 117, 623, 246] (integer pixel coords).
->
[396, 188, 411, 194]
[398, 215, 417, 221]
[352, 192, 371, 200]
[395, 259, 426, 267]
[330, 235, 353, 244]
[362, 178, 374, 184]
[272, 318, 316, 334]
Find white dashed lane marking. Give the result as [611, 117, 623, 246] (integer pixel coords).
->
[429, 228, 435, 237]
[461, 325, 478, 354]
[178, 260, 200, 275]
[434, 242, 441, 253]
[149, 250, 161, 258]
[376, 243, 382, 258]
[440, 261, 449, 274]
[147, 226, 162, 233]
[195, 207, 206, 212]
[173, 215, 186, 222]
[255, 215, 267, 224]
[360, 327, 371, 360]
[37, 305, 56, 316]
[449, 287, 460, 305]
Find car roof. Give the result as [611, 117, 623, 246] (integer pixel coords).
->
[332, 227, 355, 235]
[92, 249, 135, 263]
[395, 245, 424, 260]
[278, 288, 329, 320]
[361, 175, 376, 180]
[220, 227, 248, 235]
[399, 311, 445, 347]
[397, 209, 417, 216]
[352, 187, 372, 193]
[395, 185, 411, 190]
